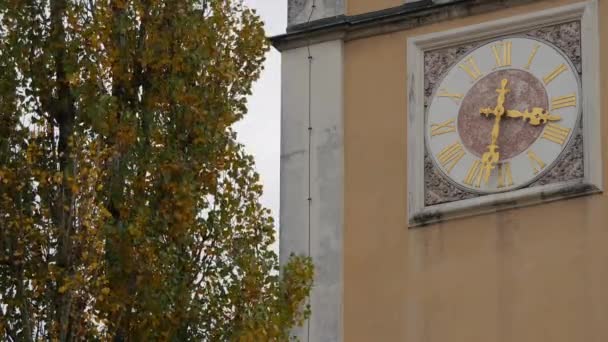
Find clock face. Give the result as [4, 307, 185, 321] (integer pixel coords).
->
[426, 37, 581, 193]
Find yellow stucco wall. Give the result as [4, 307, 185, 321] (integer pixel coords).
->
[343, 0, 608, 341]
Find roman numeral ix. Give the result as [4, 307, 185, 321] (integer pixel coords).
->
[438, 88, 464, 103]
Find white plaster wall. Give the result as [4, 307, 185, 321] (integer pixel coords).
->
[280, 40, 344, 341]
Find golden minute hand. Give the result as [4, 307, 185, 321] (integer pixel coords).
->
[481, 79, 510, 142]
[506, 108, 561, 126]
[478, 79, 510, 185]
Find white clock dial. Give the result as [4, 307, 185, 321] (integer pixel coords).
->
[426, 37, 581, 193]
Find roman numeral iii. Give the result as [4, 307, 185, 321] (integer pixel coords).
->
[542, 123, 571, 145]
[459, 57, 483, 81]
[543, 64, 568, 85]
[497, 162, 513, 189]
[527, 150, 546, 175]
[431, 119, 456, 137]
[492, 41, 512, 68]
[551, 94, 576, 110]
[437, 142, 465, 174]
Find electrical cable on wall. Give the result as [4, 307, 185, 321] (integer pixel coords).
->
[305, 1, 315, 341]
[306, 8, 314, 259]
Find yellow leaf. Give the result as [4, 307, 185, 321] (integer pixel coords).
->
[58, 285, 68, 294]
[101, 287, 110, 295]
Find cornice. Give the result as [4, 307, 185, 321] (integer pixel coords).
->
[271, 0, 541, 51]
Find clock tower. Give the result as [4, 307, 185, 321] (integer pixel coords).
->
[272, 1, 606, 341]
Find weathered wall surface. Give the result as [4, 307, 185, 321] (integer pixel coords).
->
[281, 40, 344, 341]
[347, 0, 425, 16]
[347, 0, 401, 15]
[343, 0, 608, 341]
[288, 0, 345, 27]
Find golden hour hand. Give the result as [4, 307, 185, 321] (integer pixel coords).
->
[505, 108, 562, 126]
[477, 79, 510, 185]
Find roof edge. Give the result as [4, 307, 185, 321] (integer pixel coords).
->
[270, 0, 539, 51]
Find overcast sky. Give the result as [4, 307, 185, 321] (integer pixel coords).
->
[235, 1, 287, 222]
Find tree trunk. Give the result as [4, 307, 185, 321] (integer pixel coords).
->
[50, 0, 76, 340]
[108, 2, 133, 340]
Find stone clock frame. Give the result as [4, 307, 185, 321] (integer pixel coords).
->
[407, 1, 602, 227]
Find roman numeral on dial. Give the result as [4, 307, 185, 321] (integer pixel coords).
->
[438, 88, 464, 103]
[437, 142, 465, 174]
[551, 94, 577, 110]
[463, 160, 489, 188]
[542, 123, 571, 145]
[459, 57, 483, 81]
[543, 64, 568, 85]
[524, 43, 540, 70]
[497, 162, 513, 189]
[430, 119, 456, 137]
[492, 41, 512, 68]
[527, 150, 546, 175]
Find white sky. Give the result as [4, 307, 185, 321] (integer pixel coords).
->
[235, 1, 287, 223]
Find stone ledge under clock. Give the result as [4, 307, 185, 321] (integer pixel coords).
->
[410, 180, 602, 228]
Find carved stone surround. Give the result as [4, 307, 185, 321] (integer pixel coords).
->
[424, 21, 584, 206]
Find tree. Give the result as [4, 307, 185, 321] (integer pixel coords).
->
[0, 0, 313, 340]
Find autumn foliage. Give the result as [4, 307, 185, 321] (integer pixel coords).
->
[0, 0, 313, 340]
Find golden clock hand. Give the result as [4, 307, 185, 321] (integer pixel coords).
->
[483, 79, 510, 145]
[481, 145, 500, 184]
[494, 78, 509, 116]
[478, 79, 510, 185]
[481, 118, 501, 184]
[506, 108, 562, 126]
[480, 107, 494, 116]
